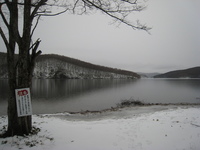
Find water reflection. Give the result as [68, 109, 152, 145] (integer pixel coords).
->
[0, 79, 200, 115]
[124, 79, 200, 104]
[31, 79, 136, 101]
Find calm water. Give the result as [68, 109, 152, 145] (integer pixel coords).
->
[0, 78, 200, 115]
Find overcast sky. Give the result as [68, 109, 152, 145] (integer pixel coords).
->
[0, 0, 200, 73]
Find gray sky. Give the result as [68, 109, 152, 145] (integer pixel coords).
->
[0, 0, 200, 73]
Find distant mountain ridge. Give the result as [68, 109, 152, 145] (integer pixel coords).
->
[137, 72, 160, 78]
[0, 52, 140, 79]
[154, 67, 200, 78]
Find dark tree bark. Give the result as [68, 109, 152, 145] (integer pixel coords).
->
[0, 0, 43, 136]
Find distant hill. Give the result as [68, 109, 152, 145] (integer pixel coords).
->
[137, 72, 161, 78]
[0, 52, 140, 79]
[154, 67, 200, 78]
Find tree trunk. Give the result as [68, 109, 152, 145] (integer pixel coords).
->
[4, 0, 35, 137]
[2, 1, 41, 134]
[5, 49, 32, 136]
[5, 42, 41, 137]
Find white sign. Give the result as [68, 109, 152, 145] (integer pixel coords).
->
[15, 88, 32, 117]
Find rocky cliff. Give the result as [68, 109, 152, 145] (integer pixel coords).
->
[0, 53, 140, 79]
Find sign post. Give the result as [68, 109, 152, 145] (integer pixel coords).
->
[15, 88, 32, 117]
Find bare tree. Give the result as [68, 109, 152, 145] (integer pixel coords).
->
[0, 0, 150, 137]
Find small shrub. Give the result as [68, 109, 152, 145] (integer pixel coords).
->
[118, 98, 144, 107]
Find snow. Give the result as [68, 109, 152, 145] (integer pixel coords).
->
[0, 106, 200, 150]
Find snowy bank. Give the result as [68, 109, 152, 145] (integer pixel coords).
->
[0, 106, 200, 150]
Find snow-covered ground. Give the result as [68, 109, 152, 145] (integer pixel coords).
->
[0, 105, 200, 150]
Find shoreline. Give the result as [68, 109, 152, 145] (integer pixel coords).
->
[0, 103, 200, 118]
[43, 104, 200, 121]
[1, 105, 200, 150]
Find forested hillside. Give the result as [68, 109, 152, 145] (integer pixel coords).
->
[0, 52, 140, 79]
[154, 67, 200, 78]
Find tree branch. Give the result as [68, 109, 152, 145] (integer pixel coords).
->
[36, 8, 69, 17]
[121, 0, 138, 5]
[29, 39, 42, 79]
[31, 0, 47, 20]
[82, 0, 151, 31]
[0, 26, 10, 51]
[31, 15, 41, 38]
[31, 39, 41, 56]
[7, 0, 22, 45]
[73, 0, 81, 13]
[0, 2, 10, 30]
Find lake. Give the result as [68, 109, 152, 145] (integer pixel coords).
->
[0, 78, 200, 115]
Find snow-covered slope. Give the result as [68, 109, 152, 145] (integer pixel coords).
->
[34, 55, 138, 79]
[0, 53, 140, 79]
[1, 106, 200, 150]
